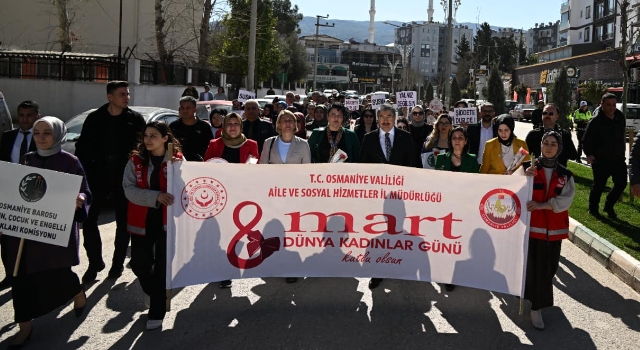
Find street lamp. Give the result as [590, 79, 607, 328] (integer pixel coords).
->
[313, 15, 335, 92]
[383, 21, 414, 91]
[386, 56, 399, 93]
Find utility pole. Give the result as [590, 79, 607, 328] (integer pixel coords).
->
[313, 15, 334, 92]
[247, 0, 257, 91]
[118, 0, 123, 79]
[445, 0, 453, 106]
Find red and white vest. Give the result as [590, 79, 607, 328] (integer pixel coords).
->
[529, 166, 573, 241]
[126, 152, 182, 236]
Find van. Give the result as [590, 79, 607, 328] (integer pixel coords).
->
[618, 103, 640, 133]
[373, 91, 390, 100]
[0, 92, 13, 143]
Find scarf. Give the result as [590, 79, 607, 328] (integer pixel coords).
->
[539, 130, 563, 168]
[33, 116, 67, 157]
[496, 114, 515, 147]
[221, 113, 247, 148]
[326, 127, 344, 161]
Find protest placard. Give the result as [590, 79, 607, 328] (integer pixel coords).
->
[344, 98, 359, 111]
[167, 162, 532, 297]
[429, 98, 443, 113]
[397, 91, 417, 108]
[453, 108, 478, 125]
[371, 93, 386, 110]
[0, 161, 82, 247]
[237, 89, 256, 103]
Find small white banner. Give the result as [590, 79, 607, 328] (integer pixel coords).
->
[237, 89, 256, 103]
[0, 161, 82, 247]
[397, 91, 417, 108]
[429, 98, 443, 113]
[421, 148, 445, 169]
[453, 108, 478, 125]
[345, 99, 359, 111]
[371, 93, 386, 110]
[167, 162, 532, 297]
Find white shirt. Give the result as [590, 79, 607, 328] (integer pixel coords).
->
[378, 128, 395, 159]
[11, 128, 33, 163]
[477, 124, 494, 164]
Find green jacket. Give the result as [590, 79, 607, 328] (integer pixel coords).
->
[435, 152, 480, 173]
[308, 127, 360, 163]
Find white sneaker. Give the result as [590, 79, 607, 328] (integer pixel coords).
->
[146, 319, 163, 330]
[531, 310, 545, 330]
[144, 295, 150, 309]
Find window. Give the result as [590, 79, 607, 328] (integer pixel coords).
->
[579, 31, 583, 40]
[421, 44, 431, 57]
[585, 27, 590, 41]
[607, 0, 615, 15]
[596, 3, 605, 19]
[586, 6, 591, 19]
[605, 21, 614, 39]
[595, 25, 603, 40]
[580, 10, 583, 18]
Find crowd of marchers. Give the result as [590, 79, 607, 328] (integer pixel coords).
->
[0, 81, 639, 347]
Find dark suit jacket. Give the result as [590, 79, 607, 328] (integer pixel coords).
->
[359, 128, 417, 167]
[525, 125, 578, 167]
[467, 122, 497, 156]
[0, 129, 36, 163]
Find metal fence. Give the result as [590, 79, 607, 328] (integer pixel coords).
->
[0, 51, 126, 81]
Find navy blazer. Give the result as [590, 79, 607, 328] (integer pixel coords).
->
[0, 128, 36, 163]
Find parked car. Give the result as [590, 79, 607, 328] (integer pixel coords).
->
[262, 94, 286, 102]
[504, 100, 518, 113]
[511, 104, 536, 121]
[255, 98, 272, 109]
[196, 100, 234, 121]
[0, 91, 12, 142]
[62, 106, 180, 154]
[323, 89, 338, 98]
[617, 103, 640, 133]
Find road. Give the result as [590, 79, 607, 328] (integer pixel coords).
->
[0, 205, 639, 349]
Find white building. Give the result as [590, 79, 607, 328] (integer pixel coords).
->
[568, 0, 594, 45]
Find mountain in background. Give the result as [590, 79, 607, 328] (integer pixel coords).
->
[298, 17, 507, 45]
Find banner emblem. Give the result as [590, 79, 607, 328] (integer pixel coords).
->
[180, 177, 227, 219]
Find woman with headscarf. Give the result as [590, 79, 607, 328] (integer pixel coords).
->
[122, 121, 183, 330]
[354, 109, 377, 144]
[480, 114, 529, 175]
[524, 131, 575, 330]
[308, 103, 360, 163]
[293, 112, 307, 139]
[306, 104, 328, 132]
[1, 117, 91, 347]
[209, 108, 226, 138]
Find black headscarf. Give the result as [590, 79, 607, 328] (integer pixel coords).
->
[539, 130, 563, 168]
[495, 114, 515, 147]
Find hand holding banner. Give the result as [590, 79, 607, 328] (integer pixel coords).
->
[238, 89, 256, 103]
[453, 108, 478, 125]
[397, 91, 417, 108]
[371, 93, 386, 110]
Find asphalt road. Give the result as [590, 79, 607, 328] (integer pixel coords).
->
[1, 205, 640, 349]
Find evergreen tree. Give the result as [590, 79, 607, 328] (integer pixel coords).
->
[518, 36, 527, 66]
[495, 36, 517, 72]
[550, 66, 572, 129]
[487, 65, 505, 114]
[425, 83, 434, 102]
[473, 22, 494, 66]
[450, 77, 461, 105]
[455, 34, 472, 88]
[456, 34, 471, 60]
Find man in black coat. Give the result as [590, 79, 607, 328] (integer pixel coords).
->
[631, 131, 640, 198]
[408, 105, 433, 166]
[583, 93, 628, 219]
[285, 91, 303, 113]
[467, 102, 497, 164]
[360, 103, 416, 289]
[75, 81, 146, 282]
[170, 96, 213, 161]
[525, 103, 577, 167]
[243, 99, 275, 154]
[0, 100, 40, 290]
[530, 100, 544, 129]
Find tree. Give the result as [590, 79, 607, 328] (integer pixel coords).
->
[213, 0, 282, 86]
[277, 32, 310, 83]
[197, 0, 218, 67]
[495, 36, 517, 72]
[550, 66, 572, 129]
[514, 83, 528, 103]
[456, 34, 471, 60]
[450, 77, 461, 105]
[272, 0, 303, 35]
[455, 34, 473, 88]
[517, 35, 528, 66]
[473, 22, 494, 66]
[425, 83, 434, 102]
[55, 0, 72, 51]
[487, 65, 505, 114]
[578, 79, 609, 107]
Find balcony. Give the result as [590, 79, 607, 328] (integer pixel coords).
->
[559, 21, 570, 31]
[561, 1, 569, 13]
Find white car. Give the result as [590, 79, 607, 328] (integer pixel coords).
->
[323, 89, 338, 98]
[617, 103, 640, 133]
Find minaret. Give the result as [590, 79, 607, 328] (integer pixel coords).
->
[427, 0, 434, 22]
[369, 0, 376, 43]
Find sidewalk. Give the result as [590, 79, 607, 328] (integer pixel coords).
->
[568, 217, 640, 293]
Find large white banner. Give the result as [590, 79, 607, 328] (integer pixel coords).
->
[168, 163, 531, 296]
[0, 161, 82, 247]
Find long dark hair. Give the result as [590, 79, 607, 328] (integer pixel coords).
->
[448, 126, 469, 154]
[131, 121, 182, 161]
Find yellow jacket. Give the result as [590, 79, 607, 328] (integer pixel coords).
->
[480, 137, 529, 175]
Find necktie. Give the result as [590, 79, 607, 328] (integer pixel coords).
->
[19, 131, 30, 161]
[246, 122, 253, 139]
[385, 132, 391, 162]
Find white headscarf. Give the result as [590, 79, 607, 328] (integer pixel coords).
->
[33, 116, 67, 156]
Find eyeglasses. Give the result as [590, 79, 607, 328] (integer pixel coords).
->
[542, 111, 554, 116]
[412, 112, 424, 116]
[439, 122, 451, 126]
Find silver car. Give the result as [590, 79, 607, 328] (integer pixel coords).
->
[62, 106, 179, 154]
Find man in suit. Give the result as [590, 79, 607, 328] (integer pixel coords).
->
[199, 85, 214, 101]
[243, 99, 276, 154]
[360, 103, 416, 289]
[0, 100, 40, 290]
[285, 91, 303, 113]
[467, 102, 497, 164]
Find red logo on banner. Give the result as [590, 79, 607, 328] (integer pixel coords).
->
[181, 177, 227, 219]
[227, 201, 281, 269]
[479, 189, 521, 229]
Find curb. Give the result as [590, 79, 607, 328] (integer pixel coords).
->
[568, 217, 640, 293]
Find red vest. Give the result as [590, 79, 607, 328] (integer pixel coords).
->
[126, 153, 182, 236]
[529, 166, 572, 241]
[203, 138, 258, 163]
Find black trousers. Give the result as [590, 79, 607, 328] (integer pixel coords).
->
[83, 176, 129, 269]
[524, 238, 562, 311]
[131, 229, 167, 320]
[589, 161, 628, 210]
[576, 128, 586, 158]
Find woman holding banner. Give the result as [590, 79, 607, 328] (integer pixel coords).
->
[308, 103, 360, 163]
[524, 131, 575, 330]
[2, 116, 91, 348]
[479, 115, 528, 175]
[421, 114, 453, 169]
[123, 121, 183, 331]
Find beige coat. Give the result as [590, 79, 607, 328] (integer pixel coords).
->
[259, 136, 311, 164]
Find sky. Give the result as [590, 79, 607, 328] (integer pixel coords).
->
[296, 0, 563, 30]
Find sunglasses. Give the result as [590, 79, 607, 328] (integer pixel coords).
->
[412, 112, 424, 116]
[542, 111, 554, 116]
[439, 122, 451, 126]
